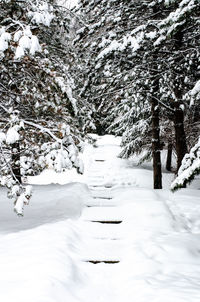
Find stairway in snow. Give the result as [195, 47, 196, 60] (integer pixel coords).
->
[81, 152, 123, 265]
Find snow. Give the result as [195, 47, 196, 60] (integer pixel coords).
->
[29, 7, 54, 27]
[191, 80, 200, 96]
[15, 33, 41, 58]
[0, 25, 35, 59]
[171, 137, 200, 190]
[14, 30, 23, 42]
[154, 0, 196, 46]
[67, 0, 78, 8]
[1, 135, 200, 302]
[55, 77, 78, 115]
[189, 80, 200, 105]
[0, 131, 6, 144]
[15, 45, 25, 59]
[6, 126, 20, 144]
[0, 31, 11, 53]
[146, 31, 157, 39]
[30, 35, 41, 55]
[98, 35, 140, 59]
[19, 35, 32, 49]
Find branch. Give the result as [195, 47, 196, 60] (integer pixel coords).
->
[0, 104, 9, 114]
[23, 120, 62, 143]
[0, 145, 22, 185]
[151, 96, 175, 113]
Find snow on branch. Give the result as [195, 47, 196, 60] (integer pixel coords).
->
[24, 120, 62, 143]
[55, 77, 78, 116]
[171, 137, 200, 191]
[184, 80, 200, 106]
[154, 0, 197, 46]
[97, 33, 142, 59]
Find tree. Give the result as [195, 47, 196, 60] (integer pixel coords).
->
[75, 0, 199, 189]
[171, 80, 200, 190]
[171, 137, 200, 191]
[0, 0, 83, 215]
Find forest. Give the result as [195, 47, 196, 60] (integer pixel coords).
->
[0, 0, 199, 210]
[1, 1, 200, 302]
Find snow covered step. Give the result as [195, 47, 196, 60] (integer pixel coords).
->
[89, 185, 104, 188]
[88, 183, 106, 188]
[80, 238, 123, 261]
[85, 197, 117, 207]
[82, 206, 123, 222]
[92, 221, 122, 224]
[80, 221, 124, 239]
[94, 159, 106, 162]
[88, 181, 105, 186]
[92, 196, 113, 201]
[90, 189, 112, 197]
[89, 184, 113, 189]
[86, 260, 120, 264]
[87, 176, 105, 186]
[86, 204, 116, 208]
[89, 186, 111, 191]
[91, 191, 113, 199]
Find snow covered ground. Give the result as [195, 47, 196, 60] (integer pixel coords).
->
[0, 135, 200, 302]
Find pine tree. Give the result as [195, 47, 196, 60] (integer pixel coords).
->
[171, 80, 200, 190]
[0, 0, 84, 215]
[75, 0, 199, 189]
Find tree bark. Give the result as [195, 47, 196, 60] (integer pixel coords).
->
[11, 142, 22, 183]
[172, 28, 187, 173]
[166, 141, 173, 171]
[174, 104, 187, 173]
[151, 100, 162, 189]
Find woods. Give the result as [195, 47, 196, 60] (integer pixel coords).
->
[0, 0, 200, 213]
[74, 0, 199, 189]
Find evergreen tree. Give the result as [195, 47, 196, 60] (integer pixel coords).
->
[75, 0, 199, 189]
[0, 0, 83, 215]
[171, 80, 200, 190]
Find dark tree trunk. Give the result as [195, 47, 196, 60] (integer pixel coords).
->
[11, 142, 22, 183]
[172, 28, 187, 173]
[151, 100, 162, 189]
[174, 104, 187, 173]
[166, 141, 173, 171]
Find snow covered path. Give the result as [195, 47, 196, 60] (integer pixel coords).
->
[79, 157, 124, 301]
[1, 135, 200, 302]
[76, 136, 200, 302]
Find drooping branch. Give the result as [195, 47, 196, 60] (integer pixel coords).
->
[23, 121, 62, 143]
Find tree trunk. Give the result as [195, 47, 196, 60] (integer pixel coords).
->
[11, 142, 22, 183]
[151, 100, 162, 189]
[172, 28, 187, 174]
[166, 141, 173, 171]
[174, 103, 187, 173]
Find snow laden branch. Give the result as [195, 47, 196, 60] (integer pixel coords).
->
[0, 117, 83, 215]
[184, 80, 200, 106]
[0, 120, 32, 216]
[171, 137, 200, 191]
[24, 121, 62, 143]
[0, 0, 55, 59]
[0, 0, 84, 215]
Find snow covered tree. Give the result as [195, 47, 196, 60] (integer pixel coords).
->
[0, 0, 84, 215]
[171, 80, 200, 190]
[75, 0, 199, 189]
[171, 136, 200, 191]
[74, 0, 168, 188]
[74, 0, 150, 133]
[153, 0, 199, 173]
